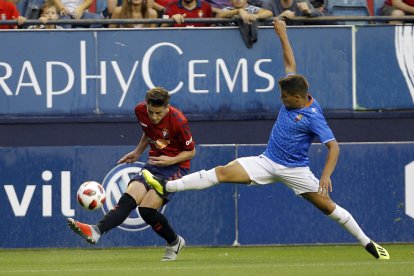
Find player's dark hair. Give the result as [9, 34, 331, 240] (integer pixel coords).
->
[278, 74, 309, 97]
[40, 2, 58, 15]
[145, 87, 170, 107]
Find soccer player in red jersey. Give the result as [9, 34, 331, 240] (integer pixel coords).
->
[67, 87, 195, 261]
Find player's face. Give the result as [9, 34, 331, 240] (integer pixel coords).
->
[231, 0, 247, 9]
[280, 91, 300, 110]
[42, 7, 59, 20]
[147, 104, 169, 124]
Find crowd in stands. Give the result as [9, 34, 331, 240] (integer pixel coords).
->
[1, 0, 413, 29]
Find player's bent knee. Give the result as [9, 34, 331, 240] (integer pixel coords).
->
[126, 181, 147, 203]
[216, 165, 239, 182]
[215, 166, 228, 182]
[392, 10, 405, 17]
[303, 192, 335, 215]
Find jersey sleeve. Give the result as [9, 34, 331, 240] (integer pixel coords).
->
[309, 113, 335, 144]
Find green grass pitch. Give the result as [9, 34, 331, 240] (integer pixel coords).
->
[1, 244, 413, 275]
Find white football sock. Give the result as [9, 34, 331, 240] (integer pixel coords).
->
[166, 169, 219, 192]
[328, 205, 371, 246]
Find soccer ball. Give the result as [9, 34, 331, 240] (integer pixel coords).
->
[77, 181, 106, 211]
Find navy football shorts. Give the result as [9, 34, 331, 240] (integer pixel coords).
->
[129, 163, 189, 203]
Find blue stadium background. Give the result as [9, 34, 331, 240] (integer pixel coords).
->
[1, 25, 414, 248]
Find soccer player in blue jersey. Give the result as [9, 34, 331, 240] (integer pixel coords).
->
[142, 18, 390, 260]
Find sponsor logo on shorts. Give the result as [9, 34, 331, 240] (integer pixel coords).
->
[101, 162, 166, 231]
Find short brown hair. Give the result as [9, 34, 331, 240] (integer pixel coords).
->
[145, 87, 170, 107]
[40, 2, 58, 15]
[278, 74, 309, 97]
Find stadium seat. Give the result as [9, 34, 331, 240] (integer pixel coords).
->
[326, 0, 371, 24]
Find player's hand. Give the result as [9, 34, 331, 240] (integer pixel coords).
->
[39, 16, 48, 24]
[297, 2, 311, 15]
[172, 13, 186, 24]
[148, 155, 175, 166]
[273, 18, 286, 36]
[278, 10, 295, 20]
[60, 7, 70, 16]
[72, 7, 85, 19]
[318, 175, 332, 197]
[12, 16, 27, 26]
[239, 9, 254, 24]
[117, 151, 139, 164]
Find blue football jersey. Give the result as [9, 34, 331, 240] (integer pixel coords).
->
[263, 95, 335, 167]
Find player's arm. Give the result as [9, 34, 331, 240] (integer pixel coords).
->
[53, 0, 68, 15]
[108, 6, 121, 28]
[319, 140, 339, 196]
[149, 120, 196, 166]
[216, 8, 240, 18]
[273, 18, 296, 74]
[148, 148, 196, 166]
[392, 0, 414, 14]
[107, 0, 119, 16]
[255, 8, 273, 20]
[117, 133, 149, 164]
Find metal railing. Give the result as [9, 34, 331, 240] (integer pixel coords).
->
[0, 16, 414, 27]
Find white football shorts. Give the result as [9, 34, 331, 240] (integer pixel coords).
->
[236, 154, 319, 195]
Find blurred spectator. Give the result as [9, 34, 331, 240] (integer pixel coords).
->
[162, 0, 213, 27]
[52, 0, 103, 28]
[262, 0, 323, 24]
[16, 0, 45, 19]
[152, 0, 171, 17]
[205, 0, 230, 14]
[100, 0, 122, 18]
[309, 0, 326, 15]
[217, 0, 272, 24]
[0, 0, 26, 29]
[28, 1, 63, 28]
[109, 0, 157, 28]
[247, 0, 264, 6]
[101, 0, 164, 18]
[381, 0, 414, 23]
[218, 0, 271, 47]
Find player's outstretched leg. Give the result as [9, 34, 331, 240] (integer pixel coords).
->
[161, 235, 186, 261]
[67, 218, 101, 244]
[142, 169, 167, 195]
[365, 241, 390, 260]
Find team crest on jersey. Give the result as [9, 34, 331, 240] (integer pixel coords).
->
[101, 162, 166, 231]
[295, 114, 303, 122]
